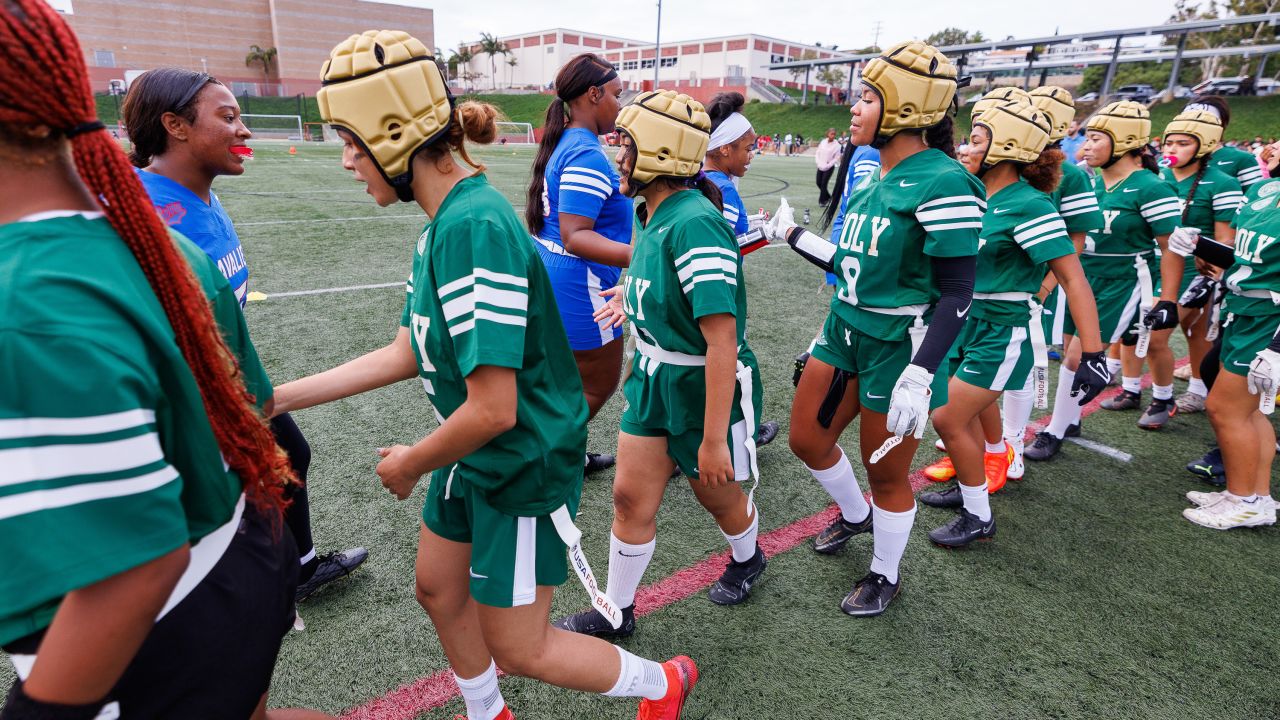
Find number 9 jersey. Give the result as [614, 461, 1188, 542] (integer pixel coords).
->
[829, 147, 985, 341]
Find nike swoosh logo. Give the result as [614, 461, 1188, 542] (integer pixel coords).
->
[1199, 181, 1214, 185]
[1233, 360, 1252, 367]
[618, 551, 648, 558]
[993, 208, 1010, 214]
[657, 227, 670, 234]
[899, 181, 918, 187]
[963, 367, 981, 374]
[1123, 188, 1140, 193]
[1217, 161, 1233, 166]
[957, 302, 971, 317]
[866, 393, 887, 399]
[469, 568, 488, 579]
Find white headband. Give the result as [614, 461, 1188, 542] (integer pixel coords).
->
[708, 112, 753, 151]
[1183, 103, 1223, 120]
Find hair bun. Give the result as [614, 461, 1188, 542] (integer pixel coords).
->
[457, 101, 499, 145]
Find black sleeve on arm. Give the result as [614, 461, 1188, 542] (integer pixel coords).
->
[911, 254, 976, 374]
[1193, 238, 1236, 269]
[1268, 322, 1280, 353]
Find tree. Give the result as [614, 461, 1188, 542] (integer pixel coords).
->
[818, 66, 846, 91]
[448, 46, 474, 89]
[477, 32, 508, 91]
[924, 28, 987, 47]
[506, 55, 519, 88]
[244, 45, 277, 84]
[1166, 0, 1278, 81]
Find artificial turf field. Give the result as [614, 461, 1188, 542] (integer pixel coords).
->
[17, 142, 1279, 719]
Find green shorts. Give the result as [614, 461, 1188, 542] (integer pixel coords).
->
[619, 417, 754, 481]
[421, 465, 573, 608]
[1064, 272, 1144, 345]
[1221, 312, 1280, 377]
[947, 317, 1036, 392]
[810, 312, 950, 414]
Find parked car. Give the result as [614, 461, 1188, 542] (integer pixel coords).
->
[1076, 91, 1099, 102]
[1192, 77, 1243, 96]
[1113, 84, 1156, 102]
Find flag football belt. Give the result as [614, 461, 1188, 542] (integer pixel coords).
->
[633, 335, 762, 515]
[972, 291, 1051, 406]
[550, 505, 624, 630]
[6, 493, 244, 701]
[869, 314, 931, 464]
[533, 235, 581, 260]
[1132, 256, 1156, 359]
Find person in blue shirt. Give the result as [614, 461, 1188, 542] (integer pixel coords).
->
[122, 68, 368, 603]
[820, 142, 882, 286]
[1059, 119, 1087, 165]
[526, 54, 632, 474]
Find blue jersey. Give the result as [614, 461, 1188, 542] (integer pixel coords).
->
[707, 170, 748, 235]
[825, 146, 881, 284]
[138, 170, 249, 306]
[536, 127, 633, 285]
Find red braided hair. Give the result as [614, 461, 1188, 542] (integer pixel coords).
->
[0, 0, 293, 516]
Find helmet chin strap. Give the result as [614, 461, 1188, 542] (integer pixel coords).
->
[393, 176, 416, 203]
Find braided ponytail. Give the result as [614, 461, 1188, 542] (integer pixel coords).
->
[1181, 157, 1210, 223]
[0, 0, 293, 517]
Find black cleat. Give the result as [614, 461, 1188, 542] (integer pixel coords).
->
[840, 571, 900, 617]
[296, 547, 369, 602]
[928, 509, 996, 549]
[1101, 389, 1142, 411]
[920, 485, 963, 509]
[811, 511, 873, 554]
[708, 544, 767, 605]
[553, 604, 636, 639]
[1024, 431, 1063, 462]
[585, 452, 616, 475]
[1065, 422, 1081, 438]
[755, 421, 780, 448]
[1186, 447, 1224, 479]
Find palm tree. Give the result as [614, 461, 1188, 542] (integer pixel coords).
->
[506, 55, 518, 88]
[449, 46, 474, 90]
[478, 32, 508, 91]
[244, 45, 277, 85]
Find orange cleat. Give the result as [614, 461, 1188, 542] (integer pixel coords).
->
[495, 708, 515, 720]
[984, 442, 1014, 494]
[637, 656, 698, 720]
[923, 456, 956, 482]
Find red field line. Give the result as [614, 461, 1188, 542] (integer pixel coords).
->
[342, 365, 1181, 720]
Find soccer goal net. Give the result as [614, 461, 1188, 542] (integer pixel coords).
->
[241, 114, 304, 141]
[495, 121, 535, 146]
[303, 122, 341, 142]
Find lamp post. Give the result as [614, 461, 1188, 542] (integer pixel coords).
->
[654, 0, 662, 88]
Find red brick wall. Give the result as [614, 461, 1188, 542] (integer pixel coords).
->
[563, 34, 580, 45]
[754, 39, 768, 52]
[606, 40, 623, 49]
[641, 48, 655, 59]
[703, 41, 723, 53]
[727, 39, 748, 51]
[681, 44, 700, 55]
[543, 33, 556, 43]
[583, 36, 602, 48]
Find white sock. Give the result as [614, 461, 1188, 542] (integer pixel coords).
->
[1046, 367, 1080, 439]
[603, 646, 668, 701]
[868, 502, 916, 584]
[454, 661, 505, 720]
[1002, 384, 1034, 443]
[960, 481, 992, 522]
[1106, 357, 1122, 377]
[721, 509, 759, 563]
[806, 448, 871, 524]
[1121, 376, 1142, 394]
[1187, 377, 1208, 397]
[1153, 383, 1173, 401]
[605, 533, 655, 609]
[984, 440, 1006, 454]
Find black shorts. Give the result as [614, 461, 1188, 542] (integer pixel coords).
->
[4, 505, 298, 719]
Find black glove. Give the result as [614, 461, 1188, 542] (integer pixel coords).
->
[1071, 351, 1111, 406]
[1142, 300, 1180, 331]
[1178, 275, 1216, 309]
[1, 682, 106, 720]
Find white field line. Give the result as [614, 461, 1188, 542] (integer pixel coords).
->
[237, 214, 422, 227]
[1064, 436, 1133, 462]
[261, 281, 406, 299]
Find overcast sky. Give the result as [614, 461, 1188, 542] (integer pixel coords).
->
[383, 0, 1182, 54]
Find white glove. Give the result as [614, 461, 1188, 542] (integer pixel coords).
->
[885, 363, 933, 439]
[1167, 226, 1201, 257]
[1247, 348, 1280, 414]
[746, 211, 768, 232]
[762, 198, 796, 243]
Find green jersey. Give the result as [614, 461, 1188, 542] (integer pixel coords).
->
[1159, 166, 1243, 235]
[1054, 160, 1104, 235]
[173, 233, 273, 410]
[620, 189, 760, 434]
[0, 213, 240, 645]
[831, 148, 985, 341]
[1225, 187, 1280, 316]
[1209, 145, 1265, 189]
[401, 174, 587, 517]
[1241, 177, 1280, 206]
[972, 180, 1075, 326]
[1082, 169, 1180, 278]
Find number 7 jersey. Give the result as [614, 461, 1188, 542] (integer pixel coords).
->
[829, 147, 985, 341]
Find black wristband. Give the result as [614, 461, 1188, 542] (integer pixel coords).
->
[1, 683, 106, 720]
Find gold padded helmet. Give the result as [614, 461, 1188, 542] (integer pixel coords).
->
[973, 99, 1052, 169]
[861, 40, 958, 144]
[1163, 109, 1223, 160]
[970, 87, 1031, 123]
[1086, 101, 1151, 163]
[1028, 85, 1075, 142]
[317, 30, 453, 201]
[615, 90, 711, 188]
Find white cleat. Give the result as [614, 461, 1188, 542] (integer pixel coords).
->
[1005, 438, 1025, 480]
[934, 437, 946, 452]
[1185, 489, 1226, 507]
[1182, 495, 1276, 529]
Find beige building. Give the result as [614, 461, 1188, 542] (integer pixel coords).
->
[56, 0, 435, 95]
